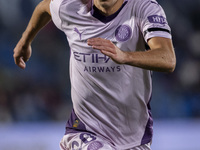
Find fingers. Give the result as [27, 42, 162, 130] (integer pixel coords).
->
[18, 57, 26, 69]
[87, 38, 111, 47]
[13, 42, 32, 69]
[87, 37, 127, 64]
[14, 55, 26, 69]
[87, 38, 116, 54]
[13, 47, 29, 69]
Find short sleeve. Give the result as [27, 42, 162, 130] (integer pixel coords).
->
[50, 0, 63, 30]
[138, 0, 171, 42]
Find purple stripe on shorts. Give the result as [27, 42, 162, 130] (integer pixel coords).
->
[65, 109, 96, 135]
[141, 99, 153, 145]
[65, 109, 87, 134]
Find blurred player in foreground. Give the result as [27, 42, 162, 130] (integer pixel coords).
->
[13, 0, 176, 149]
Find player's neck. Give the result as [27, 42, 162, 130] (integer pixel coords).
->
[93, 0, 124, 16]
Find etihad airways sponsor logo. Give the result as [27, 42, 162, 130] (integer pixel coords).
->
[84, 65, 121, 73]
[73, 51, 110, 63]
[73, 51, 121, 73]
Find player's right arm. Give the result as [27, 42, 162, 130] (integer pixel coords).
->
[13, 0, 51, 69]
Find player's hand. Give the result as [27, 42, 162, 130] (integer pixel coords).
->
[13, 39, 32, 69]
[87, 38, 128, 64]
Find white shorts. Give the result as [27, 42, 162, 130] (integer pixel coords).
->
[59, 132, 151, 150]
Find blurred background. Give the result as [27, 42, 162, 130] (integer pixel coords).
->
[0, 0, 200, 150]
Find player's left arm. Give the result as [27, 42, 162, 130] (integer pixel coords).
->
[87, 37, 176, 72]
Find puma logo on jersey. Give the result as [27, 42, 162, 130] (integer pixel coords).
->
[74, 27, 85, 40]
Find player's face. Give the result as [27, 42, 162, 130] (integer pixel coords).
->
[94, 0, 124, 15]
[94, 0, 124, 8]
[96, 0, 118, 8]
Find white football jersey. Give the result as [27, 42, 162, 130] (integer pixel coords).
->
[50, 0, 171, 149]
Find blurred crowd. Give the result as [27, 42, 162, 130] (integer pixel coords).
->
[0, 0, 200, 123]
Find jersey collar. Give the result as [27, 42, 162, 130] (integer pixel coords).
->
[90, 0, 128, 23]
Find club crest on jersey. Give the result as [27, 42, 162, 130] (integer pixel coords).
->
[115, 24, 132, 42]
